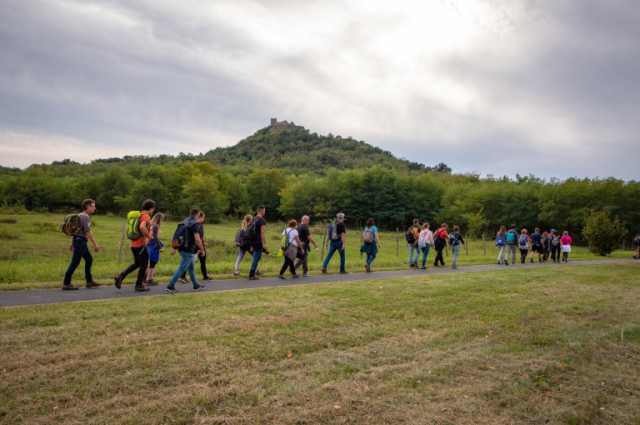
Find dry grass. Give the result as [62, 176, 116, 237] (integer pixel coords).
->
[1, 263, 640, 424]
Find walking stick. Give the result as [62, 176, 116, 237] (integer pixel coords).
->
[117, 223, 125, 266]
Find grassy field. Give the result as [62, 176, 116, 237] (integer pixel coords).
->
[0, 212, 633, 291]
[1, 262, 639, 424]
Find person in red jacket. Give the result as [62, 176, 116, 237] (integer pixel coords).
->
[432, 223, 449, 267]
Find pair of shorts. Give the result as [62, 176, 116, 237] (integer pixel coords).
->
[531, 244, 544, 254]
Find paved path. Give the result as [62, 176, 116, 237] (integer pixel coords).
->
[0, 259, 634, 308]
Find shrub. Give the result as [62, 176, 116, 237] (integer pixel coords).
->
[0, 217, 17, 224]
[0, 228, 21, 240]
[582, 211, 627, 256]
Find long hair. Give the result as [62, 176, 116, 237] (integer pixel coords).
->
[150, 213, 164, 227]
[498, 226, 506, 235]
[366, 217, 374, 228]
[241, 215, 252, 231]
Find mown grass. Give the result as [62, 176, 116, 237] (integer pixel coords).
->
[1, 263, 639, 424]
[0, 213, 632, 291]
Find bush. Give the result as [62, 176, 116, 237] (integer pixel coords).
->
[0, 228, 21, 240]
[0, 217, 17, 224]
[582, 211, 627, 256]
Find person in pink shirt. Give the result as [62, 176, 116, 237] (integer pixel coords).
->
[418, 222, 434, 270]
[560, 231, 572, 262]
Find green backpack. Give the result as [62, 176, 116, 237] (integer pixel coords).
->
[280, 229, 292, 250]
[60, 214, 79, 236]
[126, 211, 142, 240]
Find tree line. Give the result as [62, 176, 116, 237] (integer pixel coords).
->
[1, 158, 638, 246]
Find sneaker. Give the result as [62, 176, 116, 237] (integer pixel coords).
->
[302, 273, 311, 277]
[410, 263, 415, 268]
[256, 270, 264, 275]
[412, 262, 418, 268]
[365, 264, 371, 272]
[62, 284, 79, 290]
[530, 259, 534, 263]
[497, 261, 501, 265]
[249, 275, 259, 280]
[193, 285, 205, 291]
[278, 275, 287, 279]
[321, 268, 326, 274]
[433, 264, 440, 267]
[114, 276, 122, 290]
[339, 270, 349, 274]
[201, 277, 214, 283]
[166, 286, 177, 294]
[234, 270, 240, 276]
[85, 281, 101, 288]
[291, 274, 300, 279]
[135, 285, 150, 292]
[505, 261, 509, 265]
[452, 265, 457, 269]
[178, 278, 188, 284]
[421, 266, 426, 270]
[145, 280, 159, 286]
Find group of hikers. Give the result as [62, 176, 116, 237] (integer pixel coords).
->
[61, 199, 640, 291]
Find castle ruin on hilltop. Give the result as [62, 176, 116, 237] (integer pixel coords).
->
[269, 118, 305, 133]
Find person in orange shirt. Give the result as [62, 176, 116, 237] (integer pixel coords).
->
[114, 199, 155, 292]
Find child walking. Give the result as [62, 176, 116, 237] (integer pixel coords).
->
[145, 213, 165, 286]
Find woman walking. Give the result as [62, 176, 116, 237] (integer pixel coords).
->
[234, 215, 252, 276]
[493, 226, 507, 264]
[278, 219, 304, 279]
[145, 213, 165, 286]
[561, 230, 572, 262]
[418, 222, 434, 270]
[518, 229, 530, 264]
[360, 217, 381, 272]
[448, 225, 466, 269]
[541, 231, 550, 262]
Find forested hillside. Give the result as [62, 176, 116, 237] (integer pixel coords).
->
[0, 127, 638, 244]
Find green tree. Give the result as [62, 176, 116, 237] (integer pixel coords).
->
[246, 169, 287, 220]
[582, 211, 627, 256]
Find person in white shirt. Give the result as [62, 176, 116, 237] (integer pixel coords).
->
[278, 219, 304, 279]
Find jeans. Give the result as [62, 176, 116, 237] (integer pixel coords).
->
[294, 244, 309, 273]
[323, 240, 345, 272]
[63, 237, 93, 285]
[181, 249, 208, 280]
[366, 253, 376, 265]
[409, 244, 420, 265]
[249, 245, 263, 277]
[434, 247, 445, 265]
[496, 245, 506, 263]
[506, 245, 517, 264]
[451, 245, 461, 266]
[421, 244, 431, 267]
[119, 246, 148, 286]
[235, 247, 246, 271]
[168, 251, 199, 288]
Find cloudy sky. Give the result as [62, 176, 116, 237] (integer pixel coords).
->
[1, 0, 638, 180]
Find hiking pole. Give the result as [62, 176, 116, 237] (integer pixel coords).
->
[117, 223, 125, 266]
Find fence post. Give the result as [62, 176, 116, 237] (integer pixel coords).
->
[465, 233, 469, 256]
[321, 226, 327, 259]
[482, 234, 486, 256]
[396, 228, 399, 258]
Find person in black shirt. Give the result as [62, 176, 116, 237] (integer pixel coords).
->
[322, 213, 348, 274]
[165, 209, 206, 293]
[248, 205, 268, 280]
[294, 215, 319, 276]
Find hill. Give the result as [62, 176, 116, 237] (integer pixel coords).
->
[203, 123, 432, 174]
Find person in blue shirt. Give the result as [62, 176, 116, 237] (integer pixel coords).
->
[529, 227, 543, 263]
[360, 217, 381, 272]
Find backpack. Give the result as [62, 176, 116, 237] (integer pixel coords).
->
[551, 235, 560, 247]
[329, 221, 340, 241]
[519, 234, 528, 248]
[433, 229, 445, 249]
[280, 229, 292, 250]
[506, 231, 516, 245]
[496, 234, 505, 246]
[171, 218, 196, 249]
[449, 233, 459, 247]
[363, 228, 374, 244]
[234, 228, 245, 247]
[244, 218, 258, 244]
[405, 226, 418, 244]
[126, 211, 142, 240]
[633, 236, 640, 247]
[60, 214, 79, 236]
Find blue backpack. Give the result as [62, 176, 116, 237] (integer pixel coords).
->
[506, 231, 517, 245]
[496, 234, 505, 246]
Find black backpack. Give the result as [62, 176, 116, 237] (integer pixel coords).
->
[244, 218, 258, 244]
[171, 218, 196, 249]
[433, 229, 445, 249]
[405, 227, 416, 244]
[329, 221, 341, 241]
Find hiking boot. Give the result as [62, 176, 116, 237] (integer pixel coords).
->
[339, 270, 349, 274]
[452, 265, 457, 269]
[249, 275, 259, 280]
[278, 274, 287, 279]
[412, 262, 418, 268]
[365, 264, 371, 272]
[178, 278, 188, 284]
[291, 274, 300, 279]
[114, 276, 122, 289]
[421, 266, 427, 270]
[234, 271, 240, 276]
[321, 268, 326, 274]
[165, 286, 177, 294]
[530, 259, 534, 263]
[134, 285, 150, 292]
[62, 284, 79, 290]
[193, 285, 205, 291]
[85, 281, 101, 288]
[409, 263, 415, 268]
[256, 270, 264, 275]
[145, 280, 159, 286]
[505, 261, 509, 265]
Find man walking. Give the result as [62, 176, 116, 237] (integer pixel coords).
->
[407, 218, 421, 267]
[322, 213, 347, 274]
[248, 205, 268, 280]
[432, 223, 449, 267]
[530, 227, 543, 263]
[114, 199, 155, 292]
[505, 224, 518, 265]
[62, 199, 101, 290]
[166, 209, 206, 293]
[294, 215, 319, 277]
